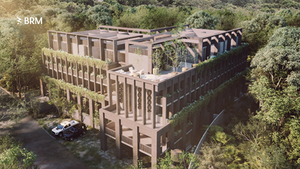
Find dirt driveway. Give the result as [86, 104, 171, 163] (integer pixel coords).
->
[3, 115, 90, 169]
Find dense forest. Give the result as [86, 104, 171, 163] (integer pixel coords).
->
[1, 0, 300, 168]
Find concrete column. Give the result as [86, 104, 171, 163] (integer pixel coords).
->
[93, 64, 96, 92]
[142, 82, 146, 125]
[100, 109, 107, 151]
[87, 37, 91, 57]
[66, 34, 71, 53]
[162, 87, 167, 125]
[51, 54, 54, 78]
[132, 126, 140, 167]
[81, 64, 85, 88]
[66, 89, 70, 103]
[40, 79, 45, 97]
[198, 38, 203, 62]
[124, 78, 128, 118]
[89, 98, 94, 127]
[87, 63, 90, 90]
[113, 40, 118, 62]
[116, 76, 120, 115]
[65, 58, 69, 83]
[169, 126, 175, 149]
[151, 85, 157, 128]
[56, 33, 61, 50]
[116, 119, 122, 159]
[76, 62, 79, 86]
[55, 56, 59, 79]
[108, 73, 112, 106]
[47, 31, 53, 49]
[151, 133, 160, 168]
[231, 31, 237, 48]
[132, 80, 137, 121]
[207, 37, 211, 58]
[77, 94, 82, 121]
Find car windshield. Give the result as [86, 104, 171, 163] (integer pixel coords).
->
[57, 125, 64, 129]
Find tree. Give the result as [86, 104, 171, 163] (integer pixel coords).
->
[196, 142, 229, 169]
[110, 3, 123, 19]
[251, 27, 300, 89]
[185, 11, 219, 29]
[0, 19, 43, 98]
[241, 144, 291, 169]
[85, 5, 112, 27]
[241, 13, 287, 54]
[0, 134, 37, 168]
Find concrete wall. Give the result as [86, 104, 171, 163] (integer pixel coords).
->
[128, 53, 150, 73]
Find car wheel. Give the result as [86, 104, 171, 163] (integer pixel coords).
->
[59, 133, 63, 137]
[70, 137, 74, 141]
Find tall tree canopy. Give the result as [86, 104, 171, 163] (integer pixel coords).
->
[184, 11, 219, 29]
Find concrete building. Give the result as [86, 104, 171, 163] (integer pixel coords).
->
[40, 25, 246, 168]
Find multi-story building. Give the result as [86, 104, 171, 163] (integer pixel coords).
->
[40, 25, 246, 168]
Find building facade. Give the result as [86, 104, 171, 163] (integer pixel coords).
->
[40, 25, 246, 168]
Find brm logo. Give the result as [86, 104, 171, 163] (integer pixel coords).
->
[17, 17, 43, 25]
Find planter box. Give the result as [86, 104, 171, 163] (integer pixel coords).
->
[90, 75, 95, 80]
[79, 72, 83, 77]
[73, 70, 77, 76]
[96, 76, 101, 82]
[156, 115, 162, 123]
[58, 66, 62, 72]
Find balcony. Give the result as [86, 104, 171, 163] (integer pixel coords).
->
[105, 121, 152, 156]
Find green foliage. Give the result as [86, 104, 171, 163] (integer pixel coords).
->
[42, 48, 107, 69]
[115, 7, 188, 29]
[233, 117, 269, 145]
[110, 3, 123, 19]
[170, 69, 248, 126]
[0, 134, 37, 169]
[41, 75, 105, 103]
[86, 5, 112, 27]
[251, 27, 300, 89]
[207, 125, 235, 145]
[185, 11, 219, 29]
[155, 150, 197, 169]
[196, 142, 228, 169]
[241, 13, 287, 54]
[241, 144, 291, 168]
[196, 44, 247, 72]
[151, 48, 164, 69]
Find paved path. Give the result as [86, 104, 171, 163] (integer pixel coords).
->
[4, 115, 90, 169]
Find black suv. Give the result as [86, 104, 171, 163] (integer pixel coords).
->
[62, 122, 87, 141]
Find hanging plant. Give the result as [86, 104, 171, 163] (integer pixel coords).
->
[196, 44, 248, 73]
[42, 48, 107, 69]
[170, 69, 248, 126]
[41, 75, 106, 102]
